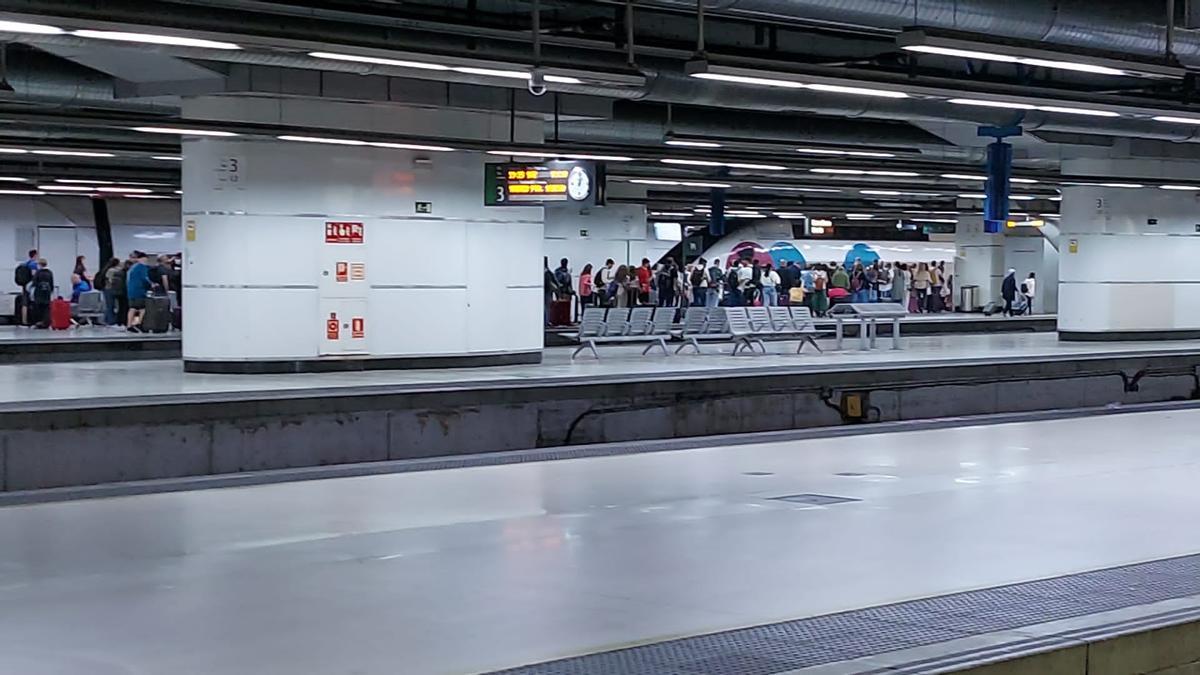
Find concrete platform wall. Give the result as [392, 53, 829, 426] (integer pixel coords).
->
[2, 353, 1199, 492]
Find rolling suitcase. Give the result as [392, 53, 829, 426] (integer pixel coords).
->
[141, 295, 172, 333]
[549, 298, 572, 326]
[49, 298, 71, 330]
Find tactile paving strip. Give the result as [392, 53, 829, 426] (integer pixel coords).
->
[485, 553, 1200, 675]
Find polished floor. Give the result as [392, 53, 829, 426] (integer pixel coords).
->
[0, 331, 1195, 410]
[2, 409, 1199, 674]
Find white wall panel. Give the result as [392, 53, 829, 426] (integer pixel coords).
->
[368, 288, 468, 355]
[183, 288, 318, 360]
[183, 138, 543, 364]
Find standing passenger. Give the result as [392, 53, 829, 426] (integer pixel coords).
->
[1023, 272, 1037, 314]
[912, 263, 932, 313]
[762, 263, 780, 307]
[706, 258, 723, 307]
[1001, 268, 1018, 317]
[577, 263, 594, 318]
[100, 257, 121, 325]
[30, 258, 53, 328]
[126, 252, 153, 332]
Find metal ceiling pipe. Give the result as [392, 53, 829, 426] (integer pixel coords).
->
[640, 0, 1188, 64]
[552, 100, 959, 149]
[0, 47, 172, 112]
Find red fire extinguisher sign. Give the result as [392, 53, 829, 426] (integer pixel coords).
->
[351, 317, 365, 339]
[326, 313, 340, 340]
[335, 261, 348, 282]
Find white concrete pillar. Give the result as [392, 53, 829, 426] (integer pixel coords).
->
[1059, 159, 1200, 340]
[954, 215, 1004, 309]
[180, 137, 544, 372]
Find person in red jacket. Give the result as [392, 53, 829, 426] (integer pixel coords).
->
[636, 258, 652, 305]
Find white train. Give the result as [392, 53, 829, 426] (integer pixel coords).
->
[699, 232, 958, 270]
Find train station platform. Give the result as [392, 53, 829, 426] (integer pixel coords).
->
[1, 332, 1199, 496]
[0, 313, 1052, 364]
[2, 409, 1199, 674]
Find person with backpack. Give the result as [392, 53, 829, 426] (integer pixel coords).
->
[29, 258, 54, 329]
[13, 248, 38, 326]
[689, 258, 708, 307]
[656, 257, 678, 308]
[706, 258, 723, 307]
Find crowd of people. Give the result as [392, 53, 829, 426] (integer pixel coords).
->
[14, 248, 182, 331]
[544, 255, 981, 323]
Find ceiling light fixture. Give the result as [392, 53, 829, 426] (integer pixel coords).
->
[0, 20, 63, 34]
[489, 150, 633, 162]
[686, 61, 908, 98]
[38, 185, 94, 191]
[1153, 116, 1200, 125]
[95, 187, 153, 193]
[31, 150, 115, 157]
[308, 51, 450, 71]
[55, 179, 112, 184]
[0, 177, 24, 182]
[72, 29, 241, 50]
[0, 189, 45, 195]
[1010, 178, 1039, 184]
[133, 126, 239, 137]
[860, 190, 901, 195]
[277, 135, 367, 146]
[897, 30, 1182, 80]
[948, 98, 1036, 110]
[1160, 184, 1200, 190]
[1096, 183, 1144, 188]
[660, 158, 785, 170]
[0, 148, 27, 154]
[152, 155, 183, 161]
[751, 185, 841, 193]
[369, 142, 455, 152]
[665, 139, 723, 148]
[941, 173, 987, 181]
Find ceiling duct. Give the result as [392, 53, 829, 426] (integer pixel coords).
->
[639, 0, 1193, 65]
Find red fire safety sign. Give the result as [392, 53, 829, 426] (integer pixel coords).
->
[351, 317, 365, 339]
[326, 313, 340, 340]
[325, 221, 364, 244]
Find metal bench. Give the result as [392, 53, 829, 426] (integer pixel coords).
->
[570, 306, 673, 359]
[727, 306, 767, 355]
[675, 306, 731, 354]
[770, 306, 829, 353]
[828, 302, 908, 350]
[72, 290, 105, 326]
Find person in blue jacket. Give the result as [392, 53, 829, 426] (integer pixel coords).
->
[125, 252, 153, 332]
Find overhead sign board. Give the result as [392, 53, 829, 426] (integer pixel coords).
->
[484, 160, 605, 206]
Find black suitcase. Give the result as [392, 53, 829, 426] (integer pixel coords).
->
[141, 296, 172, 333]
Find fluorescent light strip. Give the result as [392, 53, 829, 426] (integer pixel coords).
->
[0, 20, 63, 34]
[490, 150, 631, 161]
[689, 72, 806, 88]
[370, 142, 455, 152]
[805, 83, 908, 99]
[650, 211, 693, 217]
[133, 126, 239, 137]
[152, 156, 183, 161]
[660, 158, 785, 170]
[308, 51, 450, 71]
[31, 150, 115, 157]
[0, 177, 26, 182]
[0, 189, 45, 195]
[773, 212, 807, 218]
[95, 187, 153, 194]
[1097, 183, 1144, 188]
[1010, 178, 1039, 184]
[902, 45, 1128, 76]
[452, 66, 580, 84]
[277, 135, 366, 146]
[0, 148, 27, 154]
[809, 168, 920, 177]
[1153, 116, 1200, 125]
[797, 148, 896, 158]
[72, 29, 240, 50]
[941, 173, 987, 180]
[665, 140, 722, 148]
[860, 190, 901, 195]
[1160, 184, 1200, 190]
[38, 185, 94, 191]
[902, 45, 1019, 63]
[751, 185, 841, 193]
[950, 98, 1118, 117]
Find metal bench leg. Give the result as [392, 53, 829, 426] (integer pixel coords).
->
[571, 339, 600, 360]
[675, 337, 701, 354]
[797, 335, 822, 353]
[891, 318, 902, 350]
[642, 338, 669, 356]
[755, 339, 767, 353]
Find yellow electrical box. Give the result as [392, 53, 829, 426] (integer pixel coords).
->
[841, 392, 865, 419]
